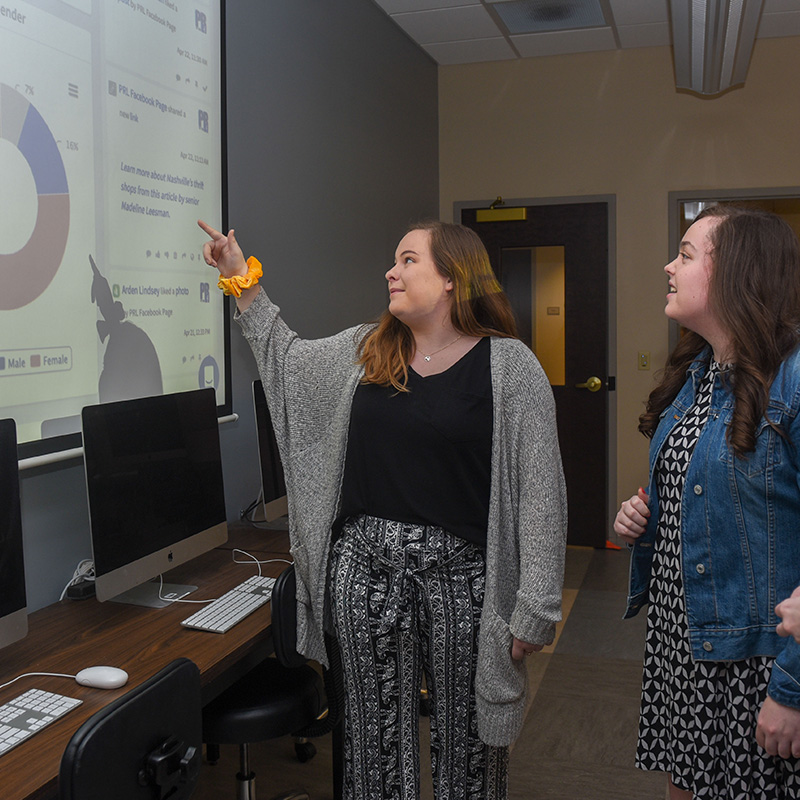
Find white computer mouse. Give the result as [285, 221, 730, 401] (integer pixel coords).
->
[75, 666, 129, 690]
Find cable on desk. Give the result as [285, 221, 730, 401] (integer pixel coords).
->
[59, 559, 96, 601]
[240, 491, 265, 526]
[239, 491, 289, 530]
[157, 574, 210, 605]
[231, 549, 292, 577]
[156, 549, 291, 604]
[0, 673, 76, 692]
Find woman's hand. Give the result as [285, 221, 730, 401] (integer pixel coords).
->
[757, 696, 800, 758]
[512, 637, 543, 661]
[776, 586, 800, 643]
[613, 487, 650, 545]
[197, 219, 248, 278]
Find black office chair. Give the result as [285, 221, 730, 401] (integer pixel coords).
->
[59, 657, 202, 800]
[202, 564, 344, 800]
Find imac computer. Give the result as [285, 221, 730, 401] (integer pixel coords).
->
[0, 419, 28, 648]
[253, 380, 288, 521]
[82, 388, 228, 607]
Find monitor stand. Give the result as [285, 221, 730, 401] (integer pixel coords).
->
[109, 580, 197, 609]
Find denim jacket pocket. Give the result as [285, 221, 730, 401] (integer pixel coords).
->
[719, 410, 784, 478]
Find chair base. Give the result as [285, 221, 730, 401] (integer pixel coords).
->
[231, 767, 311, 800]
[236, 769, 256, 800]
[294, 738, 316, 763]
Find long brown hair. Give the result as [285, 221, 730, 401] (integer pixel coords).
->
[639, 204, 800, 455]
[358, 221, 518, 391]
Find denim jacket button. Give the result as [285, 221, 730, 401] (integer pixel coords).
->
[696, 563, 706, 574]
[694, 485, 703, 495]
[703, 641, 713, 652]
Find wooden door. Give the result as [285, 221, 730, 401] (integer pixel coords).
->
[462, 202, 610, 547]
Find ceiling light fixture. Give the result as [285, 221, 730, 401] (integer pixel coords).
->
[669, 0, 764, 96]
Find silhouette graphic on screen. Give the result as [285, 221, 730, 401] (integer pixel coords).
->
[90, 254, 163, 402]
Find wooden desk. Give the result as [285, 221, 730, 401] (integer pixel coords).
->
[0, 526, 290, 800]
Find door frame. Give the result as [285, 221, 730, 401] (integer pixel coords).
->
[453, 195, 618, 542]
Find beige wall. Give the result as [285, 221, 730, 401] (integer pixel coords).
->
[438, 37, 800, 523]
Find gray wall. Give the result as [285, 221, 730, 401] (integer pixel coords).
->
[19, 0, 438, 612]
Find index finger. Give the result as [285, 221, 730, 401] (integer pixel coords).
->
[197, 219, 223, 239]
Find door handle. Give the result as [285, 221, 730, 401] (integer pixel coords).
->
[575, 376, 602, 392]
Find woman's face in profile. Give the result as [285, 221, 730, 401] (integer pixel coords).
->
[384, 229, 453, 326]
[664, 216, 718, 336]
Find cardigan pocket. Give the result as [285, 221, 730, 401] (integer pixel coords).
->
[475, 609, 526, 705]
[289, 542, 312, 607]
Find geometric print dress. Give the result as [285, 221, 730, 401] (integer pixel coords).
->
[635, 363, 800, 798]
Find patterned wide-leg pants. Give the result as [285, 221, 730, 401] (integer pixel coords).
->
[329, 514, 508, 800]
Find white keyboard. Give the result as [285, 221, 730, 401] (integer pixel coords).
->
[180, 575, 276, 633]
[0, 688, 82, 757]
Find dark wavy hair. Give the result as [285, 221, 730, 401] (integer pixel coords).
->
[639, 204, 800, 456]
[358, 221, 518, 391]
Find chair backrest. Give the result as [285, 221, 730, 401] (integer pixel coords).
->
[59, 657, 202, 800]
[272, 565, 346, 740]
[270, 564, 307, 669]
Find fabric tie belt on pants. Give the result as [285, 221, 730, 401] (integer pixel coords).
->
[344, 514, 481, 634]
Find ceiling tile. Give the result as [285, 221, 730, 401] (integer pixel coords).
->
[608, 0, 668, 27]
[758, 9, 800, 36]
[373, 0, 477, 12]
[511, 26, 617, 57]
[762, 0, 800, 12]
[617, 21, 671, 48]
[424, 37, 518, 63]
[391, 5, 499, 44]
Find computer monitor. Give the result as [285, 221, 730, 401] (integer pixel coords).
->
[253, 380, 288, 522]
[0, 419, 28, 648]
[82, 388, 228, 607]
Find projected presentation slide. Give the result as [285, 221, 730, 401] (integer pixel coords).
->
[0, 0, 224, 446]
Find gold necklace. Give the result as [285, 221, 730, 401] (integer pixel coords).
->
[418, 334, 463, 362]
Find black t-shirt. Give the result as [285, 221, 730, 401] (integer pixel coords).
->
[338, 337, 492, 546]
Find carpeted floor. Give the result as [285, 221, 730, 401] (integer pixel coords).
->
[194, 546, 667, 800]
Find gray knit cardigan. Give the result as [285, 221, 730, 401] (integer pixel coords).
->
[236, 289, 567, 747]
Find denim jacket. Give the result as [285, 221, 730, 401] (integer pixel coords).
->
[625, 346, 800, 709]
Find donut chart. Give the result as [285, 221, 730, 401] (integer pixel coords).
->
[0, 83, 70, 310]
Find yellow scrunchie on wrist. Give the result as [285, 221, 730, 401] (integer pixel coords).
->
[218, 256, 263, 297]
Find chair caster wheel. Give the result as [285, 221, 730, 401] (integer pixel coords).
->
[295, 741, 317, 763]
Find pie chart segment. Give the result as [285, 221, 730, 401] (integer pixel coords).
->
[0, 83, 70, 310]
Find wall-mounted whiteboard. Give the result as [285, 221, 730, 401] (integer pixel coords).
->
[0, 0, 227, 455]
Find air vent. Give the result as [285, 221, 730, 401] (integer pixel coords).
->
[488, 0, 606, 35]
